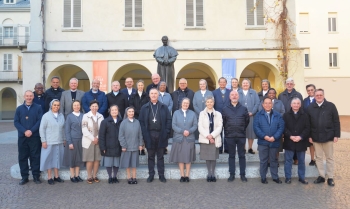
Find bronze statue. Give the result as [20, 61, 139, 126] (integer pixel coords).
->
[153, 36, 178, 92]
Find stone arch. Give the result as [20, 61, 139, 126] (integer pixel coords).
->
[0, 87, 16, 120]
[112, 63, 152, 89]
[176, 62, 217, 91]
[46, 64, 90, 91]
[238, 61, 281, 92]
[2, 18, 14, 25]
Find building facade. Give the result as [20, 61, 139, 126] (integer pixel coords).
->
[0, 0, 30, 120]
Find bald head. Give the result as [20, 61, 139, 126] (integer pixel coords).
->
[230, 90, 239, 105]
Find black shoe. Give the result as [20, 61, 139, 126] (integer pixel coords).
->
[224, 149, 229, 154]
[33, 177, 41, 184]
[219, 150, 223, 154]
[128, 178, 133, 184]
[113, 177, 119, 183]
[240, 175, 247, 182]
[206, 176, 211, 182]
[54, 177, 64, 183]
[48, 178, 55, 185]
[299, 179, 308, 185]
[309, 160, 316, 166]
[147, 175, 154, 183]
[71, 177, 78, 183]
[19, 178, 29, 185]
[228, 174, 235, 182]
[248, 149, 255, 154]
[273, 178, 282, 184]
[211, 176, 216, 182]
[108, 177, 113, 184]
[327, 178, 335, 186]
[261, 178, 268, 184]
[164, 148, 168, 155]
[180, 176, 185, 182]
[314, 176, 325, 184]
[184, 177, 190, 182]
[140, 149, 146, 155]
[285, 178, 291, 184]
[159, 175, 167, 183]
[132, 178, 138, 184]
[76, 176, 83, 182]
[267, 163, 270, 167]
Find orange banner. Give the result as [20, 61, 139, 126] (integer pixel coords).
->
[93, 60, 108, 93]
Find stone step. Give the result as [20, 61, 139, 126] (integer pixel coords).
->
[11, 154, 319, 180]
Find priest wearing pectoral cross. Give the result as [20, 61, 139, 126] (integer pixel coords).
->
[139, 88, 172, 183]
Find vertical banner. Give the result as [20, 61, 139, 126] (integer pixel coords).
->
[93, 60, 108, 93]
[222, 59, 236, 89]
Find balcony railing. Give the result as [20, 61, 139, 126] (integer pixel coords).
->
[0, 71, 22, 81]
[0, 36, 29, 46]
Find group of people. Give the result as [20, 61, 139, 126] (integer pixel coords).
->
[14, 73, 340, 187]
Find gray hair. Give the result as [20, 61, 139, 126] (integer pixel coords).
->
[112, 80, 120, 85]
[285, 77, 294, 83]
[179, 78, 187, 84]
[242, 78, 251, 87]
[261, 79, 270, 88]
[205, 95, 215, 103]
[136, 79, 144, 86]
[70, 77, 79, 83]
[290, 97, 301, 105]
[24, 90, 34, 96]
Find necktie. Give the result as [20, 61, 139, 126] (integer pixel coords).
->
[267, 113, 270, 124]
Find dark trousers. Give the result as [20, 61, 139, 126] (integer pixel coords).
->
[219, 128, 228, 152]
[258, 145, 279, 180]
[18, 136, 41, 179]
[147, 131, 165, 176]
[226, 137, 246, 175]
[284, 150, 306, 179]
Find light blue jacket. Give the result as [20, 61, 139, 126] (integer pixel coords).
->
[172, 109, 198, 143]
[158, 92, 173, 113]
[39, 111, 65, 145]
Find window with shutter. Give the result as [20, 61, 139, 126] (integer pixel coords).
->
[299, 13, 309, 33]
[329, 48, 338, 67]
[3, 54, 12, 71]
[125, 0, 143, 28]
[63, 0, 82, 29]
[186, 0, 204, 27]
[246, 0, 264, 27]
[328, 13, 337, 32]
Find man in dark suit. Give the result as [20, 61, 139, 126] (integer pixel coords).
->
[44, 76, 64, 112]
[120, 77, 136, 101]
[171, 78, 194, 114]
[59, 78, 85, 118]
[33, 83, 45, 113]
[146, 73, 169, 94]
[212, 77, 231, 153]
[139, 88, 172, 183]
[106, 81, 129, 118]
[14, 90, 43, 185]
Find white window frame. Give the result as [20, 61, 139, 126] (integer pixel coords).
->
[329, 48, 338, 68]
[299, 13, 309, 33]
[4, 27, 14, 38]
[4, 0, 16, 4]
[328, 13, 337, 33]
[124, 0, 143, 29]
[62, 0, 83, 31]
[185, 0, 204, 28]
[246, 0, 265, 28]
[3, 54, 13, 71]
[304, 48, 310, 68]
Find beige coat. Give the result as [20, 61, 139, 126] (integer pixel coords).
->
[82, 111, 104, 149]
[198, 108, 222, 148]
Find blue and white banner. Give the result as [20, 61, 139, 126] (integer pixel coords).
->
[222, 59, 236, 89]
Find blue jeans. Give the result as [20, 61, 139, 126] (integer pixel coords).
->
[258, 145, 279, 179]
[284, 150, 306, 180]
[226, 138, 246, 175]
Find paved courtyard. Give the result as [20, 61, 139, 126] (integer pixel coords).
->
[1, 120, 350, 208]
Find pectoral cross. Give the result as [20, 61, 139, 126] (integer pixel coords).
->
[153, 118, 157, 123]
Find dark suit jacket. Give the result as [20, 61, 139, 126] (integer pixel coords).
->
[120, 88, 137, 101]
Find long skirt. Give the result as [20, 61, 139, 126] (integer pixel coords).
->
[246, 116, 256, 139]
[40, 144, 64, 171]
[169, 141, 196, 163]
[100, 156, 120, 167]
[63, 139, 84, 168]
[200, 143, 219, 160]
[120, 151, 139, 168]
[82, 144, 101, 162]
